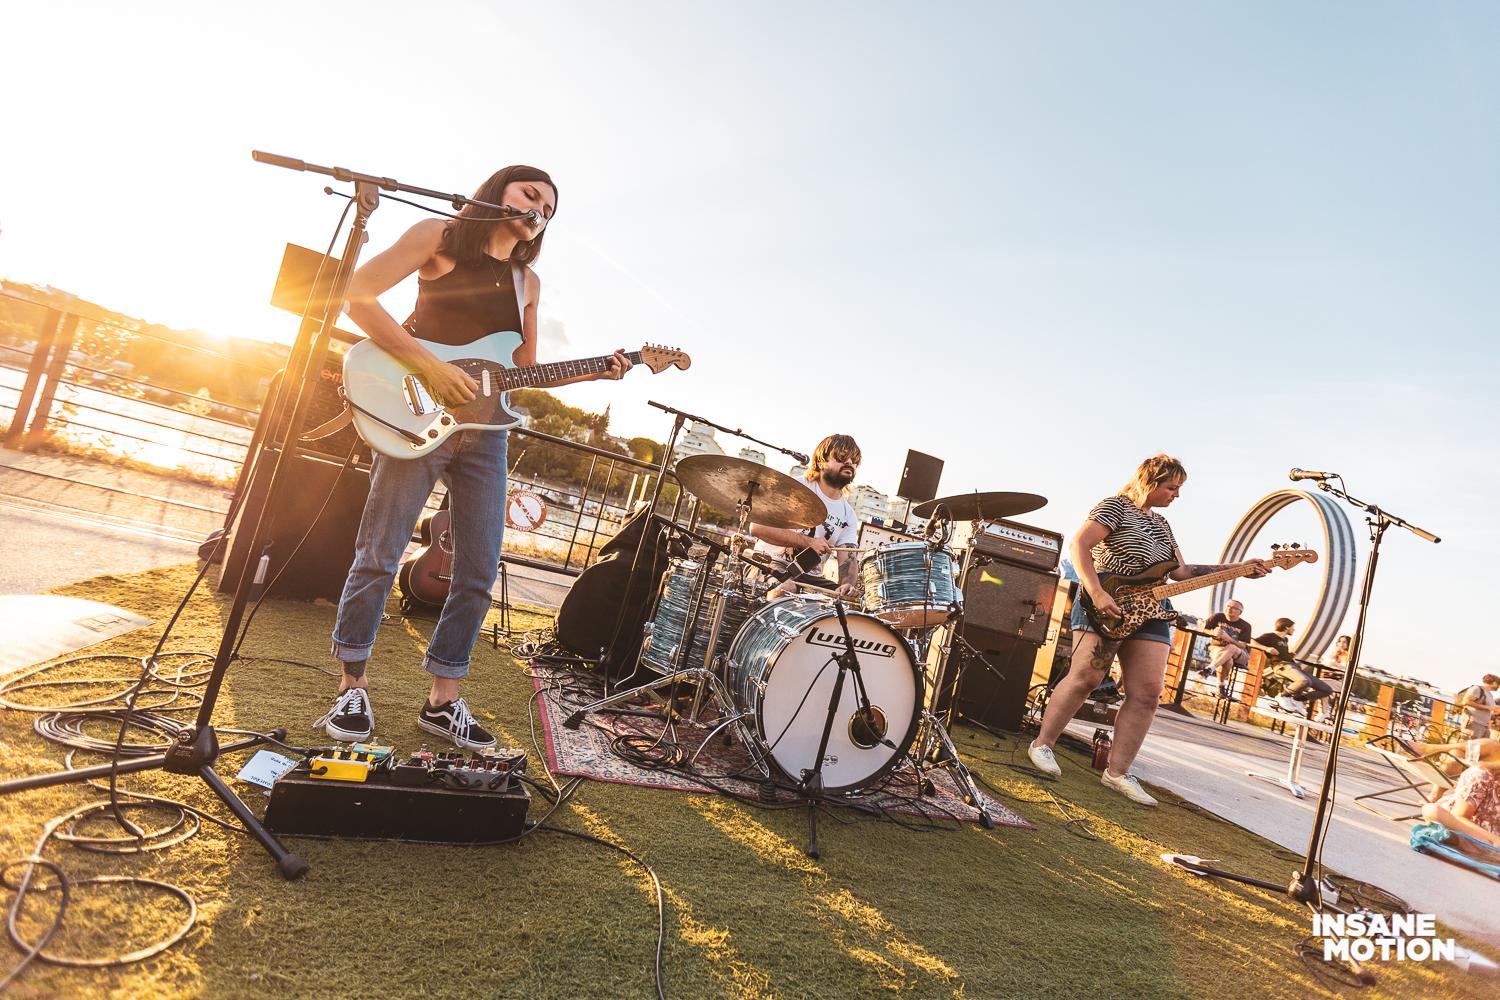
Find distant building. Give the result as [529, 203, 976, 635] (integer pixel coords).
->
[673, 421, 725, 460]
[737, 447, 766, 465]
[849, 484, 899, 525]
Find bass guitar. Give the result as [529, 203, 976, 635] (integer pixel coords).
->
[1080, 543, 1318, 640]
[341, 335, 691, 459]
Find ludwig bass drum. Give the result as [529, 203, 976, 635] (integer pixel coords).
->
[725, 595, 923, 793]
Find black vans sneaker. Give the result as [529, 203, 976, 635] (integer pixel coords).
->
[316, 687, 374, 742]
[417, 696, 497, 751]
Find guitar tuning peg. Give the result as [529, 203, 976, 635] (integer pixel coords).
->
[1292, 542, 1301, 549]
[1271, 543, 1281, 551]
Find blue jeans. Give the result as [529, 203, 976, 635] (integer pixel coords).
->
[332, 430, 507, 679]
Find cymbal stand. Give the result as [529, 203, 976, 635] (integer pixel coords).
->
[900, 511, 994, 826]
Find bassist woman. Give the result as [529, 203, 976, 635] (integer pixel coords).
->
[1027, 454, 1268, 805]
[317, 165, 632, 751]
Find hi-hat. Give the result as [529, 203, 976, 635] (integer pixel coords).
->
[912, 491, 1048, 521]
[675, 455, 825, 529]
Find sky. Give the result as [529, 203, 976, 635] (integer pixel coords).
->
[2, 1, 1496, 689]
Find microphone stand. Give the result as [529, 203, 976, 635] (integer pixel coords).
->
[0, 152, 537, 880]
[648, 400, 809, 466]
[800, 598, 881, 858]
[1166, 474, 1438, 979]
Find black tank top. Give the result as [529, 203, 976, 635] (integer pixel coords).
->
[406, 254, 524, 346]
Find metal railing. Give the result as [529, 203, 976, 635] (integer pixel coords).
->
[0, 289, 686, 575]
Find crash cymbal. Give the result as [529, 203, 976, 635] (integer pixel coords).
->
[911, 491, 1048, 521]
[675, 454, 826, 529]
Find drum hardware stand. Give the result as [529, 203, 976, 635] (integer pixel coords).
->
[564, 499, 757, 732]
[799, 598, 889, 858]
[1166, 474, 1437, 979]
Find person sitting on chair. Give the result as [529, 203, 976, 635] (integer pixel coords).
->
[1203, 599, 1254, 697]
[1254, 618, 1334, 715]
[1421, 761, 1500, 855]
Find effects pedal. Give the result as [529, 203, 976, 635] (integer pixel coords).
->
[308, 743, 394, 783]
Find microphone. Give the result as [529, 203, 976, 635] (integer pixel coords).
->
[790, 451, 810, 465]
[502, 205, 542, 226]
[1289, 468, 1336, 482]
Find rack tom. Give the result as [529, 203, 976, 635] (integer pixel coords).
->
[859, 541, 961, 628]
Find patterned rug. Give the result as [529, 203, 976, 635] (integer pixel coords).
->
[529, 665, 1031, 829]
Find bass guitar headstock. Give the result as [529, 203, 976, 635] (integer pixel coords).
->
[639, 344, 692, 373]
[1268, 543, 1319, 569]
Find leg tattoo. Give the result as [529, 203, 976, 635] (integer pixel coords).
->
[1088, 640, 1121, 674]
[343, 659, 368, 681]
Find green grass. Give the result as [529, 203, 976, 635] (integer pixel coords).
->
[0, 563, 1490, 999]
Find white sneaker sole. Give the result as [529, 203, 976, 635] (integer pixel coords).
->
[416, 714, 497, 751]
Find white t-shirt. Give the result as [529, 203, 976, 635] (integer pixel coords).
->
[755, 488, 858, 578]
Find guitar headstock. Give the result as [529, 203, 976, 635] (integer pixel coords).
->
[639, 344, 692, 373]
[1268, 542, 1319, 568]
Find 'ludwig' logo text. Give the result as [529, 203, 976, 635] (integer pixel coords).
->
[806, 630, 897, 658]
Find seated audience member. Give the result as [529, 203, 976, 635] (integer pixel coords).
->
[1254, 618, 1334, 713]
[1203, 599, 1254, 695]
[1421, 765, 1500, 855]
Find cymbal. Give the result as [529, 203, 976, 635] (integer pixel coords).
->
[675, 454, 826, 529]
[911, 491, 1048, 521]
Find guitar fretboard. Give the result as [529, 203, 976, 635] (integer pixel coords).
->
[491, 351, 645, 390]
[1150, 563, 1258, 600]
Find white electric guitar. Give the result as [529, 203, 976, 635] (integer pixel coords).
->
[341, 332, 691, 459]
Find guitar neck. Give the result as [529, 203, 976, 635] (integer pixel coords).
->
[494, 351, 644, 390]
[1150, 563, 1255, 600]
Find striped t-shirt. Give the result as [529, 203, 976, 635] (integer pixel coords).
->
[1087, 495, 1179, 576]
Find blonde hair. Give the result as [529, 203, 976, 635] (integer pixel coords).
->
[806, 434, 861, 490]
[1120, 453, 1187, 507]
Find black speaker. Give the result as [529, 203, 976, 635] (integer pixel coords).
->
[959, 557, 1058, 646]
[218, 444, 371, 601]
[896, 450, 943, 503]
[951, 630, 1039, 732]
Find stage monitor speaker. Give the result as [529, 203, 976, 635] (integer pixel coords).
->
[218, 444, 370, 602]
[959, 558, 1058, 646]
[897, 450, 943, 503]
[950, 629, 1038, 733]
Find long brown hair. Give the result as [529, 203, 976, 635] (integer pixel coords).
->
[1119, 453, 1187, 507]
[438, 165, 557, 267]
[806, 434, 861, 492]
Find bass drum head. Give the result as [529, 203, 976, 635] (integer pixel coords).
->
[729, 595, 922, 794]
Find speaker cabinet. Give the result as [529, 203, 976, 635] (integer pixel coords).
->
[218, 445, 370, 602]
[896, 450, 943, 503]
[944, 629, 1040, 733]
[959, 557, 1058, 646]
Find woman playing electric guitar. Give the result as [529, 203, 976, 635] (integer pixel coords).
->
[319, 165, 633, 752]
[1027, 454, 1269, 806]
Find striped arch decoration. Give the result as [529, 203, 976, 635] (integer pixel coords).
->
[1207, 489, 1358, 660]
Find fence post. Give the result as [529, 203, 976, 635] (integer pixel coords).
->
[4, 307, 64, 447]
[22, 313, 81, 450]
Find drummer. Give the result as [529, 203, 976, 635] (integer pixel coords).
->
[750, 433, 862, 600]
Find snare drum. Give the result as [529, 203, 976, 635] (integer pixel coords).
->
[860, 542, 961, 628]
[726, 595, 923, 793]
[641, 558, 761, 675]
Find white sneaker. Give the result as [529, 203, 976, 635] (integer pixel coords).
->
[1277, 695, 1303, 714]
[1027, 742, 1062, 778]
[1102, 769, 1158, 806]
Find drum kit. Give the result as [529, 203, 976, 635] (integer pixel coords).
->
[563, 454, 1046, 844]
